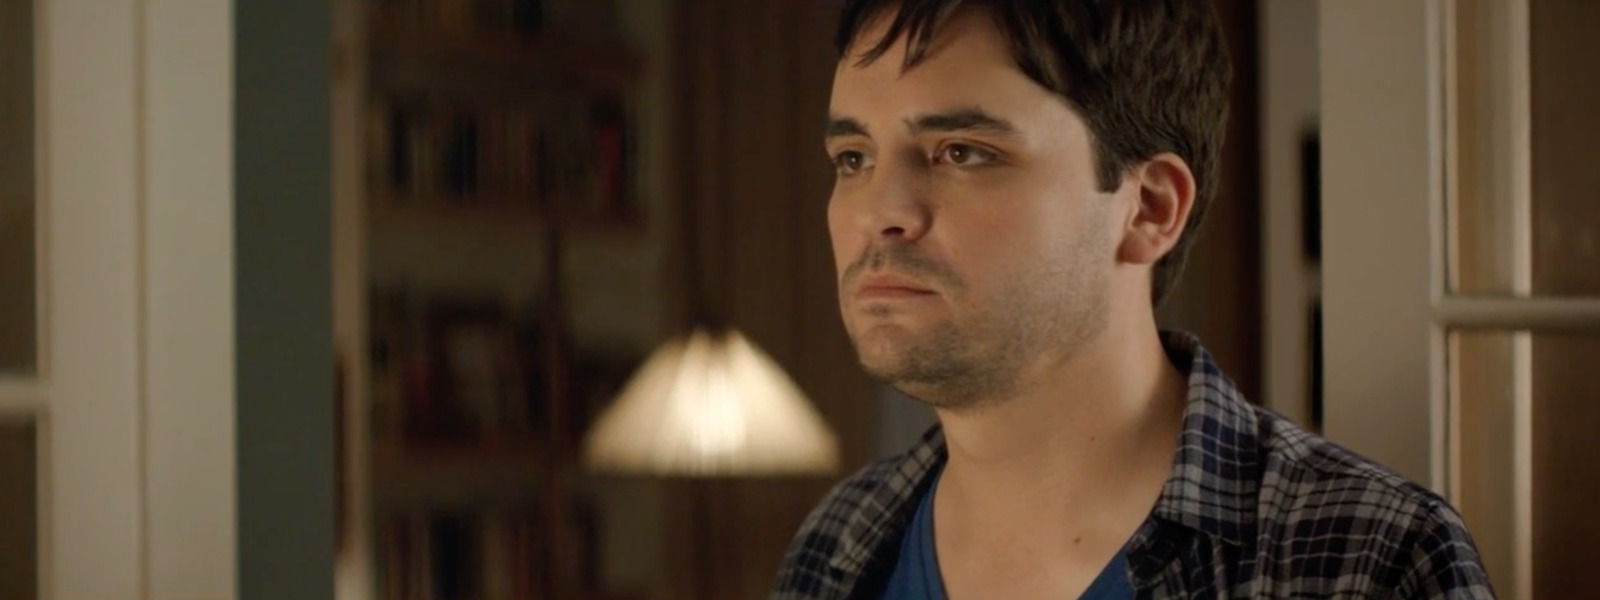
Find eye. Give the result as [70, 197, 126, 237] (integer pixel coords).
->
[934, 143, 998, 167]
[831, 150, 874, 176]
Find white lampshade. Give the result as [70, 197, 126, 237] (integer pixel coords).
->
[582, 327, 840, 477]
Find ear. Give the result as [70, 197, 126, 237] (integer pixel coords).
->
[1116, 153, 1196, 265]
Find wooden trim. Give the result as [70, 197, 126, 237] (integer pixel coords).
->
[42, 1, 146, 596]
[1435, 297, 1600, 330]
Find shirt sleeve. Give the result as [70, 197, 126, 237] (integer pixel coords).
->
[1394, 500, 1498, 600]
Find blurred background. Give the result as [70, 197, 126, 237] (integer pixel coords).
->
[2, 1, 1598, 600]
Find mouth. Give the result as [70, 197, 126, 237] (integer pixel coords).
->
[854, 274, 937, 301]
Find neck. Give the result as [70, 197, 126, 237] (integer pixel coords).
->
[931, 311, 1187, 535]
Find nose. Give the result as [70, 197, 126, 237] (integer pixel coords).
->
[844, 159, 931, 243]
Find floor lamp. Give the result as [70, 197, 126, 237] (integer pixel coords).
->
[581, 327, 839, 599]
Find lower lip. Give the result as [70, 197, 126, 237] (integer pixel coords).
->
[857, 287, 935, 300]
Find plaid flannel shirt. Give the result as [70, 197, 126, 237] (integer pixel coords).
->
[771, 332, 1495, 599]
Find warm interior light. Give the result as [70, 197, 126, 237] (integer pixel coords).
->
[582, 327, 839, 477]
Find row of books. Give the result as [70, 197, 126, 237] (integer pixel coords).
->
[375, 500, 600, 600]
[370, 0, 619, 37]
[368, 287, 555, 445]
[366, 96, 635, 221]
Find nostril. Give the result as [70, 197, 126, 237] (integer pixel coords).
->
[881, 226, 907, 237]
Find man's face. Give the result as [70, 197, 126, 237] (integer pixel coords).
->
[825, 9, 1125, 408]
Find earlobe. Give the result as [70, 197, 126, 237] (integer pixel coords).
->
[1116, 154, 1196, 265]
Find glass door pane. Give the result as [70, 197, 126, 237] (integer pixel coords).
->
[1448, 0, 1519, 296]
[1450, 330, 1600, 597]
[1449, 331, 1516, 593]
[1448, 0, 1600, 297]
[0, 0, 36, 375]
[1527, 0, 1600, 295]
[0, 418, 37, 600]
[1528, 332, 1600, 596]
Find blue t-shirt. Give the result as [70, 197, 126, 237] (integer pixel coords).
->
[878, 474, 1136, 600]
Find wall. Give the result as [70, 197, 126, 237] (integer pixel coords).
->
[1155, 0, 1263, 403]
[664, 2, 878, 599]
[236, 0, 335, 598]
[1260, 0, 1320, 427]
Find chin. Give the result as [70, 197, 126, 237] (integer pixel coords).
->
[852, 334, 902, 373]
[853, 339, 934, 386]
[849, 317, 914, 354]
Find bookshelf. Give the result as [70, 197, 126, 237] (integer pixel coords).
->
[334, 1, 650, 599]
[368, 12, 642, 95]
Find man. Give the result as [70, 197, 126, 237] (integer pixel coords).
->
[772, 1, 1494, 599]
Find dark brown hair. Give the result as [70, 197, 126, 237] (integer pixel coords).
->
[836, 0, 1231, 306]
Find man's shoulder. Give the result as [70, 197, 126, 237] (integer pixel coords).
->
[1251, 407, 1442, 515]
[798, 452, 913, 534]
[1247, 408, 1493, 597]
[771, 453, 927, 600]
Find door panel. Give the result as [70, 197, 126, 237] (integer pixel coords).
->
[0, 418, 38, 600]
[0, 0, 35, 375]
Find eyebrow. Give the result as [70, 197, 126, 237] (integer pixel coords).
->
[823, 108, 1019, 141]
[824, 116, 869, 140]
[907, 108, 1018, 136]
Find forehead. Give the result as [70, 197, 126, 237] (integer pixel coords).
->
[829, 8, 1064, 128]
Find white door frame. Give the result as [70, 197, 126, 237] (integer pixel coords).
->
[38, 1, 236, 598]
[1320, 0, 1448, 490]
[1322, 2, 1600, 599]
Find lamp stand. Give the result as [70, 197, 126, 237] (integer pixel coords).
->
[693, 479, 712, 600]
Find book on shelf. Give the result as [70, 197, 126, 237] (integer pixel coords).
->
[374, 504, 547, 600]
[366, 95, 635, 224]
[373, 493, 601, 600]
[369, 287, 554, 449]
